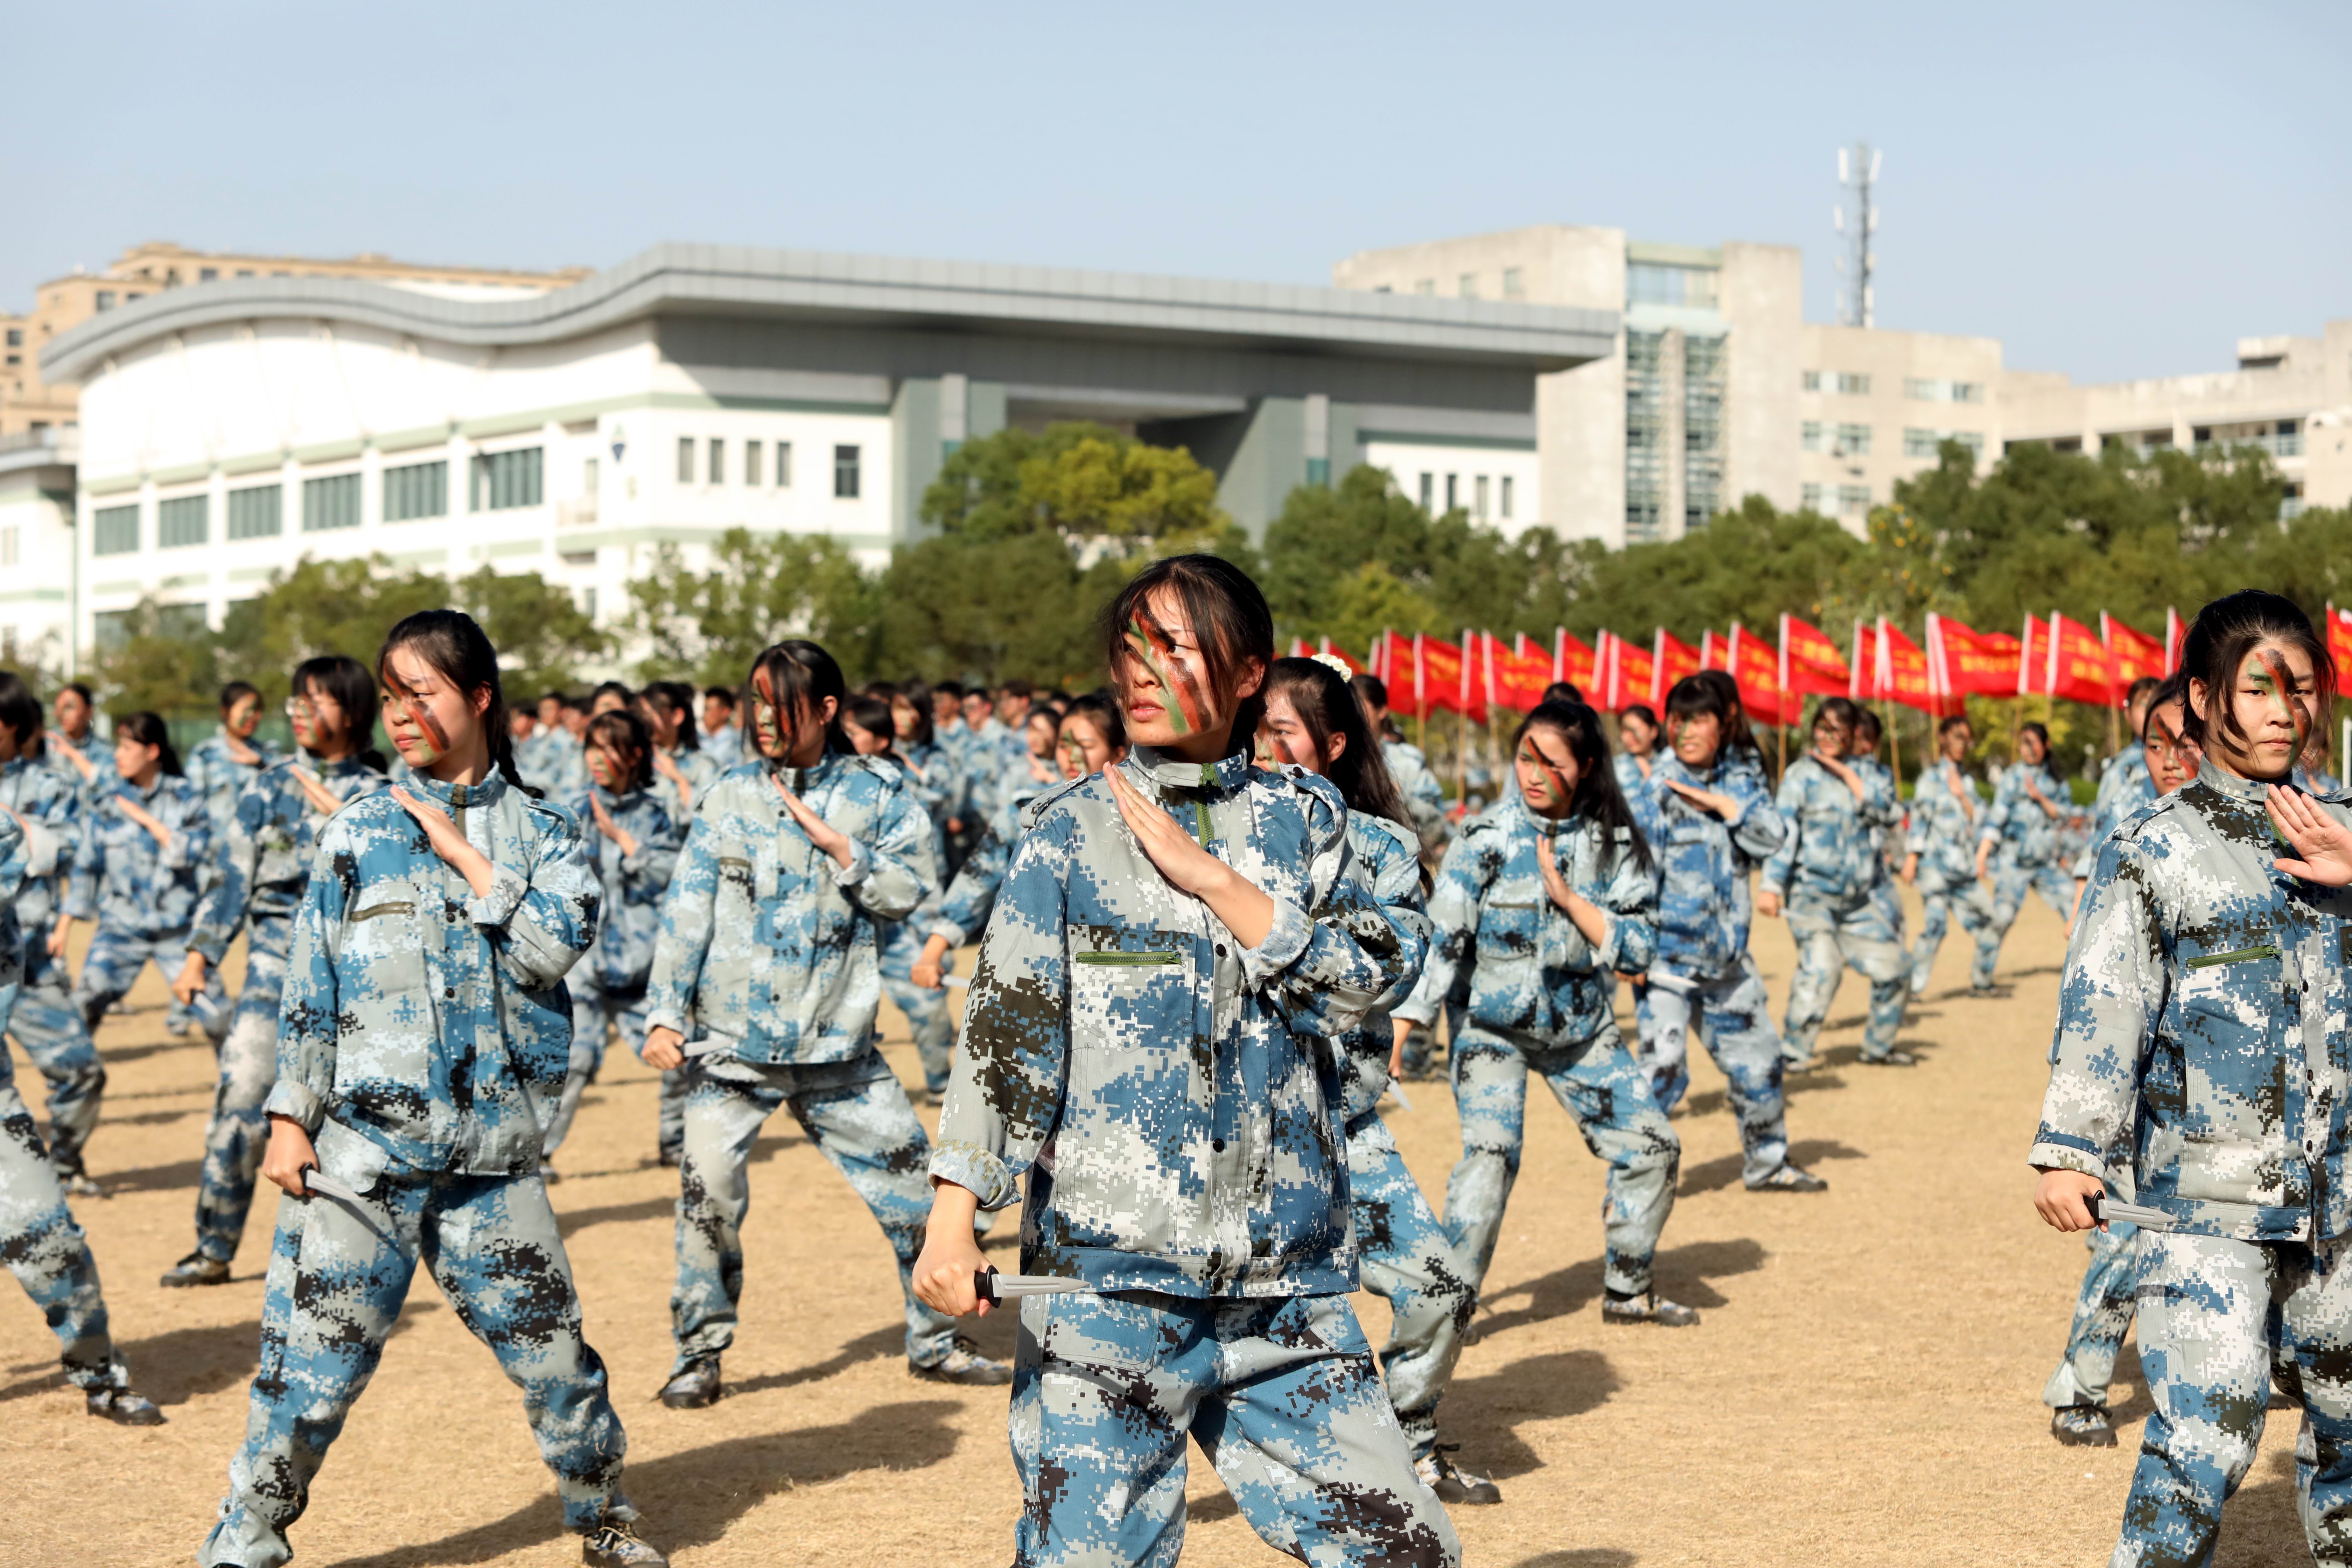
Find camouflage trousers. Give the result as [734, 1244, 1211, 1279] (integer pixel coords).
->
[0, 1005, 134, 1395]
[74, 924, 230, 1042]
[2110, 1232, 2352, 1568]
[669, 1053, 957, 1374]
[547, 977, 650, 1160]
[5, 932, 105, 1177]
[1912, 876, 2001, 995]
[1782, 892, 1910, 1064]
[1346, 1109, 1475, 1461]
[1397, 1002, 1464, 1080]
[2044, 1219, 2142, 1413]
[1636, 957, 1791, 1186]
[1989, 856, 2076, 938]
[191, 916, 293, 1264]
[1008, 1289, 1460, 1568]
[201, 1119, 632, 1568]
[1447, 1022, 1678, 1297]
[877, 920, 955, 1095]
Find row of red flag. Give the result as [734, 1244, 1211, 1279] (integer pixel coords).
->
[1288, 604, 2352, 727]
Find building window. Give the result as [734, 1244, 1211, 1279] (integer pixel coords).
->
[2284, 482, 2306, 520]
[1458, 273, 1477, 299]
[302, 473, 362, 532]
[833, 444, 861, 498]
[1624, 329, 1667, 543]
[1418, 472, 1433, 511]
[199, 267, 218, 282]
[472, 447, 544, 511]
[93, 504, 139, 555]
[94, 290, 117, 312]
[1835, 422, 1872, 456]
[1801, 370, 1821, 392]
[227, 483, 282, 539]
[1474, 475, 1490, 518]
[1414, 279, 1435, 295]
[707, 437, 724, 485]
[775, 441, 793, 488]
[1445, 473, 1458, 512]
[1838, 484, 1871, 516]
[1500, 475, 1514, 519]
[1801, 420, 1827, 453]
[582, 586, 599, 621]
[4, 329, 18, 348]
[1626, 264, 1721, 309]
[677, 436, 695, 484]
[1502, 267, 1524, 300]
[1835, 372, 1872, 396]
[1801, 483, 1824, 512]
[0, 526, 17, 567]
[93, 610, 133, 651]
[1905, 377, 1983, 403]
[743, 440, 762, 486]
[1684, 335, 1726, 529]
[384, 459, 448, 522]
[159, 494, 209, 549]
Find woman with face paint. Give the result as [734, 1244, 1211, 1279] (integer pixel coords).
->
[1974, 721, 2076, 948]
[641, 641, 1008, 1409]
[1614, 705, 1660, 792]
[546, 708, 687, 1170]
[178, 681, 281, 1037]
[636, 680, 722, 822]
[205, 610, 664, 1568]
[1625, 674, 1827, 1193]
[163, 656, 388, 1288]
[1903, 714, 2003, 995]
[2031, 591, 2352, 1562]
[912, 556, 1457, 1568]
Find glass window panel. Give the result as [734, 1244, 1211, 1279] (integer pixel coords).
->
[227, 484, 283, 539]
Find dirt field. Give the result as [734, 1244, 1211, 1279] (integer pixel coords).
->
[0, 888, 2314, 1567]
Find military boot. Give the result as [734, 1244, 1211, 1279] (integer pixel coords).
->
[911, 1336, 1013, 1386]
[657, 1358, 722, 1409]
[2050, 1405, 2117, 1447]
[1414, 1445, 1502, 1505]
[160, 1252, 232, 1288]
[86, 1387, 165, 1426]
[581, 1520, 667, 1565]
[1749, 1163, 1828, 1193]
[1601, 1289, 1701, 1327]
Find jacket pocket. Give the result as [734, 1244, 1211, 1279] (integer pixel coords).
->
[1073, 950, 1180, 967]
[2186, 944, 2280, 968]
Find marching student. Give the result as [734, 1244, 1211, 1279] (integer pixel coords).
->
[1903, 715, 2002, 996]
[885, 679, 962, 857]
[913, 555, 1455, 1566]
[2031, 590, 2352, 1563]
[2039, 669, 2201, 1448]
[549, 707, 686, 1169]
[1614, 704, 1660, 793]
[638, 680, 722, 821]
[2071, 678, 2160, 918]
[1628, 673, 1826, 1194]
[1353, 672, 1452, 859]
[176, 682, 280, 1037]
[839, 692, 958, 1107]
[1756, 697, 1913, 1070]
[0, 673, 105, 1197]
[0, 806, 165, 1427]
[163, 657, 387, 1286]
[202, 608, 664, 1568]
[1397, 695, 1695, 1328]
[1975, 721, 2076, 946]
[699, 685, 744, 768]
[43, 681, 107, 792]
[641, 639, 1008, 1411]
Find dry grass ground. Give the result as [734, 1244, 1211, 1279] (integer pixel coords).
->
[0, 888, 2313, 1566]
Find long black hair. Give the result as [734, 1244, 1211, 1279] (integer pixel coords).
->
[1513, 699, 1654, 875]
[1265, 657, 1413, 832]
[292, 653, 387, 772]
[743, 639, 852, 762]
[1059, 690, 1127, 758]
[0, 670, 40, 752]
[1665, 671, 1764, 774]
[642, 680, 701, 751]
[115, 711, 183, 777]
[1100, 553, 1274, 755]
[1351, 671, 1407, 742]
[586, 708, 656, 792]
[376, 609, 536, 797]
[2179, 589, 2333, 754]
[844, 692, 904, 766]
[891, 679, 938, 749]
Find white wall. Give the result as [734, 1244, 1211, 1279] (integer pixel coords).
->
[1363, 441, 1541, 534]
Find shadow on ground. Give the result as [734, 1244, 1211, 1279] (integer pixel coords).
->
[554, 1196, 676, 1241]
[1443, 1349, 1623, 1478]
[86, 1155, 203, 1196]
[1680, 1073, 1846, 1120]
[727, 1324, 905, 1397]
[316, 1400, 964, 1567]
[1513, 1552, 1638, 1568]
[1472, 1237, 1767, 1342]
[1679, 1138, 1867, 1197]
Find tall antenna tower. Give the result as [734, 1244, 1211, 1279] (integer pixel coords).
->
[1832, 140, 1880, 328]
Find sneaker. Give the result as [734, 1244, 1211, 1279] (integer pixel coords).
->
[657, 1358, 722, 1409]
[166, 1018, 190, 1037]
[1749, 1164, 1829, 1194]
[58, 1170, 104, 1199]
[581, 1520, 668, 1566]
[540, 1162, 563, 1184]
[1600, 1290, 1701, 1328]
[160, 1252, 232, 1288]
[1860, 1049, 1919, 1066]
[1782, 1053, 1820, 1073]
[911, 1336, 1013, 1386]
[1413, 1445, 1502, 1505]
[86, 1387, 165, 1426]
[656, 1149, 682, 1169]
[2050, 1404, 2117, 1447]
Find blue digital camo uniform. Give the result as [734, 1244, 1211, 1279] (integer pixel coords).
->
[1629, 750, 1798, 1185]
[183, 756, 386, 1264]
[935, 746, 1456, 1568]
[643, 751, 959, 1374]
[2032, 762, 2352, 1567]
[1980, 755, 2077, 935]
[519, 728, 588, 806]
[1396, 790, 1673, 1297]
[0, 812, 145, 1400]
[202, 770, 633, 1568]
[1761, 753, 1909, 1064]
[2072, 748, 2156, 881]
[547, 782, 684, 1159]
[0, 755, 103, 1178]
[1905, 757, 2001, 994]
[74, 772, 231, 1042]
[185, 730, 283, 839]
[1389, 739, 1454, 1077]
[656, 742, 723, 821]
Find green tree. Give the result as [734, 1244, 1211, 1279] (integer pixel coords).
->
[922, 422, 1234, 552]
[91, 598, 223, 718]
[627, 528, 876, 690]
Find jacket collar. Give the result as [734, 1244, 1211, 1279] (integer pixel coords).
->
[769, 747, 845, 794]
[1127, 743, 1252, 794]
[2197, 756, 2288, 807]
[404, 768, 509, 811]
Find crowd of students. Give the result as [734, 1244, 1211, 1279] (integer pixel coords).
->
[4, 571, 2349, 1566]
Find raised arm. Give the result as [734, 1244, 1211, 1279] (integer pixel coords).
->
[617, 796, 687, 903]
[834, 772, 937, 924]
[2028, 834, 2158, 1203]
[1393, 830, 1491, 1027]
[1720, 759, 1787, 863]
[477, 806, 600, 992]
[189, 777, 269, 966]
[1586, 828, 1660, 975]
[263, 828, 354, 1134]
[1247, 778, 1409, 1040]
[930, 822, 1013, 951]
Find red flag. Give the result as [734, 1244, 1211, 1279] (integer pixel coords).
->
[1652, 630, 1701, 706]
[2017, 614, 2054, 697]
[1477, 632, 1550, 714]
[1925, 612, 2024, 698]
[1553, 628, 1597, 692]
[1779, 612, 1853, 699]
[1605, 635, 1655, 713]
[2165, 608, 2185, 676]
[1315, 636, 1363, 674]
[1419, 634, 1467, 719]
[1727, 623, 1794, 726]
[2102, 613, 2163, 706]
[1700, 630, 1731, 673]
[1874, 620, 1949, 715]
[2329, 604, 2352, 688]
[2048, 612, 2112, 705]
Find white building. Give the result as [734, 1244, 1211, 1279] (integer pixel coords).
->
[34, 244, 1612, 669]
[0, 429, 77, 671]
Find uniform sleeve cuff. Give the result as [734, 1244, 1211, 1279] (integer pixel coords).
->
[929, 920, 970, 950]
[1234, 897, 1311, 986]
[830, 840, 873, 888]
[2029, 1132, 2107, 1180]
[468, 865, 529, 927]
[18, 821, 60, 878]
[265, 1079, 327, 1133]
[929, 1142, 1020, 1211]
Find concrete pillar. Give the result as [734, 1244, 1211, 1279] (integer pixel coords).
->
[890, 377, 943, 542]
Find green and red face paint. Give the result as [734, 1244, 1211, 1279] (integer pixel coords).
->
[2246, 649, 2314, 754]
[1126, 613, 1208, 736]
[383, 682, 452, 765]
[1517, 733, 1576, 812]
[750, 666, 792, 760]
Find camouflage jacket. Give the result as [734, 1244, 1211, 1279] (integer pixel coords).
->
[1904, 759, 1986, 890]
[1385, 738, 1452, 856]
[85, 774, 214, 937]
[896, 740, 958, 836]
[265, 770, 598, 1174]
[932, 746, 1409, 1297]
[0, 754, 89, 933]
[930, 820, 1013, 951]
[2072, 749, 2156, 880]
[42, 730, 108, 796]
[1335, 811, 1431, 1123]
[1856, 757, 1903, 874]
[184, 730, 283, 835]
[1980, 760, 2071, 868]
[1396, 792, 1656, 1046]
[1611, 751, 1655, 801]
[644, 751, 935, 1064]
[188, 755, 387, 966]
[652, 744, 723, 822]
[0, 811, 24, 991]
[570, 782, 687, 995]
[1762, 754, 1902, 907]
[2031, 762, 2352, 1241]
[1630, 750, 1783, 982]
[518, 730, 589, 805]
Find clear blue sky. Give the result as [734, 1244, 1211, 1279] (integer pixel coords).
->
[14, 0, 2345, 384]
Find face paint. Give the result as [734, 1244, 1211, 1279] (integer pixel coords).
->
[1518, 735, 1576, 811]
[750, 666, 790, 761]
[287, 696, 318, 749]
[1062, 732, 1092, 779]
[382, 686, 448, 764]
[2252, 649, 2312, 752]
[587, 745, 627, 790]
[1126, 613, 1206, 735]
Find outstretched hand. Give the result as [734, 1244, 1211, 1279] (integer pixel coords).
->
[1662, 778, 1735, 820]
[2268, 785, 2352, 886]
